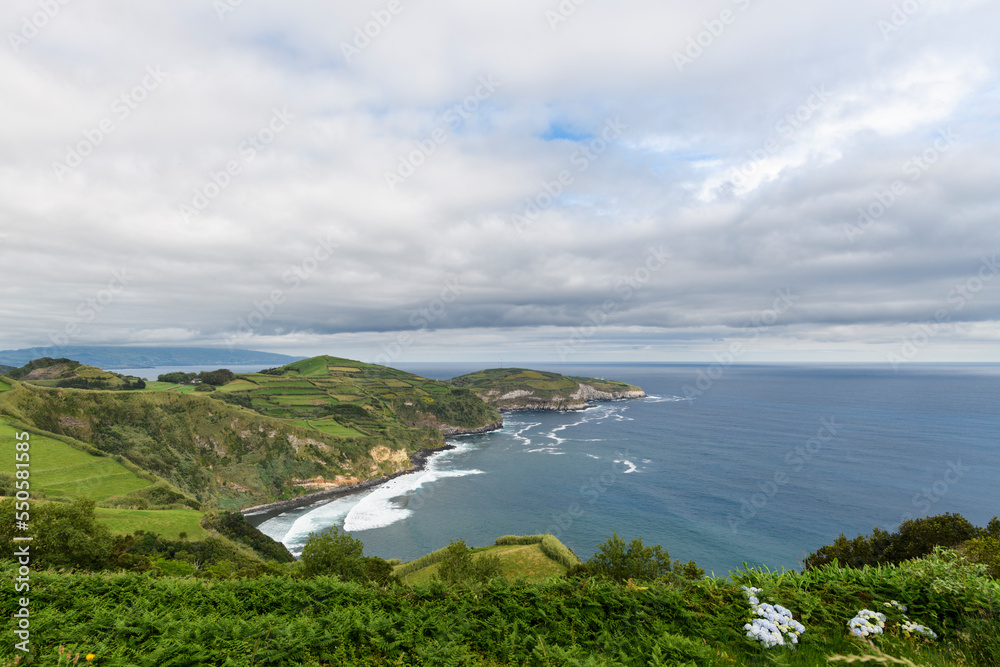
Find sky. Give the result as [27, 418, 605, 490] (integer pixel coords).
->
[2, 0, 998, 364]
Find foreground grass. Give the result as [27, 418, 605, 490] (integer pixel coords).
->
[1, 559, 995, 667]
[94, 507, 209, 540]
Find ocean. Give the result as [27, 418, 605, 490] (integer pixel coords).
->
[240, 363, 1000, 576]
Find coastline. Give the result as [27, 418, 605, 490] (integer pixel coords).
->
[241, 399, 638, 524]
[241, 444, 456, 520]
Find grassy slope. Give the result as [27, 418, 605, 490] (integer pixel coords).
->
[399, 542, 568, 585]
[94, 507, 209, 540]
[0, 418, 152, 501]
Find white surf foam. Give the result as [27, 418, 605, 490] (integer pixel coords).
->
[342, 468, 483, 531]
[643, 395, 692, 403]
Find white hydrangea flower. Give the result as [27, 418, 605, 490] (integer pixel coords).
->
[740, 586, 806, 649]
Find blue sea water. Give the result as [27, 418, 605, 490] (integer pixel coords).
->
[252, 364, 1000, 576]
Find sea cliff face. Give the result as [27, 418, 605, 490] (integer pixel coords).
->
[475, 382, 646, 412]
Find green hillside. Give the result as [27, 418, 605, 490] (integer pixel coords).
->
[229, 355, 502, 435]
[449, 367, 646, 411]
[0, 418, 153, 502]
[5, 357, 146, 390]
[0, 356, 503, 510]
[396, 535, 580, 585]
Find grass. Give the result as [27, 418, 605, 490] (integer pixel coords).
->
[397, 542, 568, 585]
[93, 507, 209, 540]
[216, 379, 260, 393]
[1, 419, 153, 501]
[307, 419, 363, 437]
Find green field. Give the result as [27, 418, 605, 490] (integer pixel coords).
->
[94, 507, 209, 540]
[1, 420, 153, 501]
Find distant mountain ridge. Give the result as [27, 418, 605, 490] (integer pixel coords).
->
[0, 346, 303, 369]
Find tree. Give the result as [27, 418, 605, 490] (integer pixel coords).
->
[0, 498, 113, 570]
[586, 531, 671, 582]
[200, 369, 235, 386]
[157, 372, 196, 384]
[299, 525, 366, 580]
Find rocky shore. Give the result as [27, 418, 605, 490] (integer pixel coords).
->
[241, 444, 456, 518]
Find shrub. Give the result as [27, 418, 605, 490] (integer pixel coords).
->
[202, 510, 294, 563]
[805, 513, 984, 570]
[299, 525, 365, 579]
[963, 536, 1000, 579]
[585, 531, 671, 582]
[539, 534, 582, 569]
[436, 540, 503, 584]
[200, 369, 235, 386]
[0, 498, 113, 570]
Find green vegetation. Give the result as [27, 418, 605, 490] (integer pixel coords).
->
[2, 539, 998, 666]
[449, 367, 644, 410]
[203, 510, 294, 563]
[0, 509, 998, 665]
[6, 357, 146, 390]
[0, 371, 435, 508]
[804, 512, 997, 570]
[434, 539, 504, 584]
[94, 507, 209, 540]
[298, 525, 393, 583]
[0, 418, 153, 502]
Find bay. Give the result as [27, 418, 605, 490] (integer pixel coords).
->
[250, 363, 1000, 575]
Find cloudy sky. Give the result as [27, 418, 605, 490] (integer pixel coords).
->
[2, 0, 998, 364]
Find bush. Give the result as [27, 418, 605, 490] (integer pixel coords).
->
[585, 531, 671, 583]
[299, 525, 394, 583]
[539, 534, 582, 569]
[202, 510, 294, 563]
[97, 482, 201, 510]
[157, 372, 197, 384]
[805, 513, 985, 570]
[0, 498, 113, 570]
[436, 540, 503, 584]
[200, 369, 236, 386]
[964, 536, 1000, 579]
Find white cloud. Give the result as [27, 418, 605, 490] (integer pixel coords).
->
[1, 0, 998, 362]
